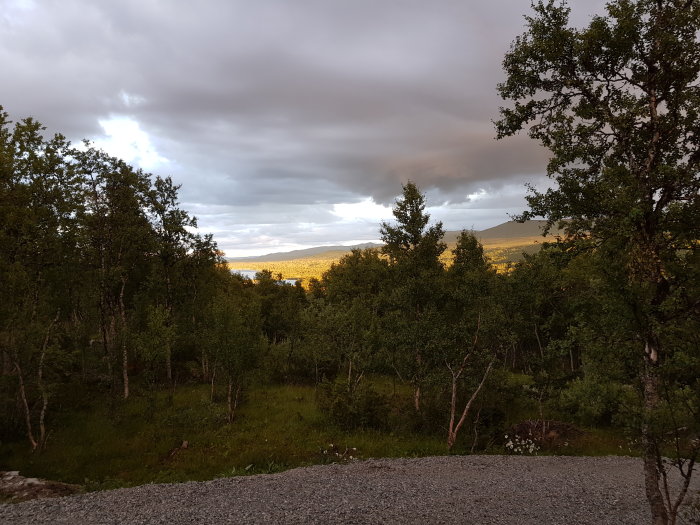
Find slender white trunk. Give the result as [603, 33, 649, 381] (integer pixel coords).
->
[227, 379, 241, 424]
[447, 360, 493, 451]
[37, 310, 60, 450]
[14, 351, 37, 451]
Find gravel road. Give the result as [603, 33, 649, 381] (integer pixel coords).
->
[1, 455, 697, 524]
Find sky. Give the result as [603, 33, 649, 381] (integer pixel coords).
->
[0, 0, 606, 257]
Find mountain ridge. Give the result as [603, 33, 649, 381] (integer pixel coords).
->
[228, 220, 560, 262]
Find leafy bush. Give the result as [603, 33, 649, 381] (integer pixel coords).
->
[317, 379, 388, 430]
[558, 377, 631, 426]
[260, 340, 340, 385]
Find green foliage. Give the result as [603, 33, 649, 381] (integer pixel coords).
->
[0, 382, 451, 487]
[322, 248, 390, 303]
[497, 1, 700, 520]
[558, 377, 631, 427]
[317, 379, 389, 431]
[2, 97, 696, 520]
[380, 181, 446, 264]
[0, 106, 227, 447]
[137, 305, 176, 369]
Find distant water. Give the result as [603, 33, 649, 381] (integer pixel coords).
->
[232, 269, 257, 280]
[231, 269, 298, 285]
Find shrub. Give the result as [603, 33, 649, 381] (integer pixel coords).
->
[317, 379, 388, 430]
[557, 377, 630, 426]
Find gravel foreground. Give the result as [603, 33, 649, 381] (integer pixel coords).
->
[1, 455, 698, 525]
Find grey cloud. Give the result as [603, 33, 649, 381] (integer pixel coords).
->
[0, 0, 606, 254]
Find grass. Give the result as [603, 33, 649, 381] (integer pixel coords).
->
[1, 381, 446, 490]
[1, 378, 634, 492]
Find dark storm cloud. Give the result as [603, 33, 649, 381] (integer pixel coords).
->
[0, 0, 606, 254]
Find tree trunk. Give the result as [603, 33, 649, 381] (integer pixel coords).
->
[108, 311, 117, 395]
[98, 247, 115, 393]
[119, 277, 129, 399]
[165, 296, 173, 384]
[533, 320, 544, 360]
[210, 366, 216, 403]
[569, 346, 575, 373]
[227, 379, 240, 424]
[413, 351, 422, 413]
[201, 349, 209, 381]
[165, 341, 172, 383]
[37, 310, 60, 450]
[447, 360, 493, 452]
[13, 349, 38, 451]
[641, 338, 670, 525]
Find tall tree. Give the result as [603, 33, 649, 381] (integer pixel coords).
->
[380, 181, 447, 413]
[76, 146, 155, 399]
[146, 175, 197, 384]
[202, 280, 263, 424]
[443, 232, 501, 451]
[496, 2, 700, 522]
[0, 109, 83, 450]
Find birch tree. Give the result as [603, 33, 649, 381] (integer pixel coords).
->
[496, 2, 700, 522]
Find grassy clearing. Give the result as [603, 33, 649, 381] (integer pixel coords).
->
[1, 379, 632, 491]
[1, 382, 445, 490]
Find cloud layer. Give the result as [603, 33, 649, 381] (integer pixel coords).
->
[0, 0, 606, 255]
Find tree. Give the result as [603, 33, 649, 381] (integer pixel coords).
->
[0, 109, 81, 450]
[496, 2, 700, 522]
[316, 248, 389, 385]
[380, 181, 447, 413]
[145, 176, 197, 385]
[202, 280, 263, 424]
[443, 232, 501, 451]
[178, 234, 224, 382]
[76, 146, 155, 399]
[136, 304, 176, 419]
[323, 248, 390, 305]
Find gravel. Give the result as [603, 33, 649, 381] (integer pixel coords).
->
[0, 455, 697, 524]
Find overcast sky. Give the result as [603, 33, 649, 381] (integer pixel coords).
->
[1, 0, 606, 256]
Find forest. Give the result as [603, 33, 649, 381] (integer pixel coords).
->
[0, 105, 697, 514]
[2, 1, 700, 522]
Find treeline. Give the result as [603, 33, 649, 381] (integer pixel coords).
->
[268, 182, 698, 455]
[1, 110, 697, 469]
[0, 108, 238, 449]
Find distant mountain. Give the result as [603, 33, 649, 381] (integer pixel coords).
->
[228, 221, 561, 263]
[228, 242, 382, 262]
[443, 219, 561, 244]
[471, 219, 558, 240]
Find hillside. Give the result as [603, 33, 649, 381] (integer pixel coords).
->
[228, 220, 562, 283]
[229, 243, 382, 263]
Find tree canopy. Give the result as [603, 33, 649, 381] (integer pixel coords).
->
[496, 1, 700, 522]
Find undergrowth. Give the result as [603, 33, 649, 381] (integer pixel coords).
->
[0, 379, 630, 491]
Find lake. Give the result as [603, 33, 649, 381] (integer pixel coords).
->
[231, 269, 299, 285]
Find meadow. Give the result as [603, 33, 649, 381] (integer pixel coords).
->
[0, 377, 629, 491]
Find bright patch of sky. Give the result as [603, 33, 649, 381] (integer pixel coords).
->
[93, 116, 168, 171]
[332, 198, 393, 223]
[1, 0, 35, 25]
